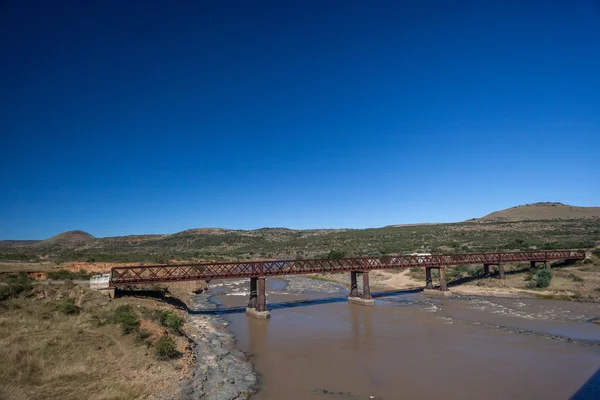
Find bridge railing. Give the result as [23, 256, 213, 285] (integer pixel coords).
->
[110, 250, 586, 286]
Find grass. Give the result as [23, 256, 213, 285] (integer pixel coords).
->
[155, 334, 177, 359]
[152, 310, 184, 333]
[47, 269, 93, 280]
[568, 273, 585, 283]
[0, 272, 34, 300]
[0, 283, 190, 399]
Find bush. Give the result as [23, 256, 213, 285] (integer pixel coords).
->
[326, 250, 345, 259]
[59, 298, 81, 315]
[592, 249, 600, 258]
[0, 273, 33, 300]
[527, 268, 552, 288]
[154, 310, 184, 333]
[111, 305, 140, 335]
[155, 334, 177, 359]
[136, 328, 152, 344]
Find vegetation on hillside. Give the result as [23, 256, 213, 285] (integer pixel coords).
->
[0, 280, 191, 399]
[0, 218, 598, 264]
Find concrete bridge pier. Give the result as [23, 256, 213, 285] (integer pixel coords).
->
[439, 267, 448, 291]
[348, 271, 374, 306]
[247, 277, 257, 309]
[498, 264, 505, 279]
[350, 271, 359, 297]
[246, 276, 270, 319]
[483, 264, 490, 276]
[424, 267, 452, 297]
[425, 267, 433, 289]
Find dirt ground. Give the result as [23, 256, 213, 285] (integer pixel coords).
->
[313, 258, 600, 302]
[0, 280, 202, 400]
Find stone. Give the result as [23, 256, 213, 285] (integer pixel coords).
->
[347, 297, 375, 306]
[245, 308, 271, 319]
[423, 289, 453, 297]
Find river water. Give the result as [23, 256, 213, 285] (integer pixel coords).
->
[208, 277, 600, 400]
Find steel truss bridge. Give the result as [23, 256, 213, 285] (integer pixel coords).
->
[110, 250, 585, 286]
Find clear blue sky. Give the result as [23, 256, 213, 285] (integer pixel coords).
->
[1, 0, 599, 239]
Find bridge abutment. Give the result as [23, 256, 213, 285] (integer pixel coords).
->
[246, 276, 270, 319]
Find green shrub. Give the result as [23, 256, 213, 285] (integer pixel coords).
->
[592, 249, 600, 258]
[153, 310, 184, 333]
[120, 314, 140, 335]
[136, 328, 152, 343]
[0, 273, 33, 300]
[326, 250, 345, 259]
[155, 334, 177, 359]
[111, 305, 140, 335]
[59, 298, 81, 315]
[527, 268, 552, 288]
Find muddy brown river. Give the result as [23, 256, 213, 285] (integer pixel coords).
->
[208, 278, 600, 399]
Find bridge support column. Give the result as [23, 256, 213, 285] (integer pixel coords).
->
[425, 267, 433, 289]
[498, 264, 505, 279]
[544, 261, 551, 271]
[350, 271, 359, 297]
[247, 277, 257, 309]
[439, 267, 448, 291]
[246, 276, 270, 319]
[348, 271, 374, 306]
[362, 271, 373, 300]
[425, 267, 452, 296]
[530, 261, 537, 269]
[483, 264, 490, 276]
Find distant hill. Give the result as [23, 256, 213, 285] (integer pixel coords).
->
[1, 212, 599, 263]
[0, 240, 41, 249]
[473, 202, 600, 222]
[39, 230, 96, 246]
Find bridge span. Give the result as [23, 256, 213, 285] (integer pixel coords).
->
[110, 250, 586, 318]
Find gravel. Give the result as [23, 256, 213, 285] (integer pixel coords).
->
[280, 275, 347, 294]
[181, 292, 256, 400]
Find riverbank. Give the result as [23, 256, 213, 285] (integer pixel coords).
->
[0, 277, 199, 399]
[212, 276, 600, 400]
[178, 290, 257, 400]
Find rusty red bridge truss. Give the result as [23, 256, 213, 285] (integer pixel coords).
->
[110, 250, 584, 285]
[110, 250, 585, 317]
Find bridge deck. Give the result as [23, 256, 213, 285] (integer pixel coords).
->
[110, 250, 585, 286]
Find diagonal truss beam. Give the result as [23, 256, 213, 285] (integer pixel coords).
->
[109, 250, 586, 286]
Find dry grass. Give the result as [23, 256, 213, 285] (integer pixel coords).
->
[410, 257, 600, 302]
[0, 262, 60, 274]
[0, 283, 191, 400]
[475, 202, 600, 222]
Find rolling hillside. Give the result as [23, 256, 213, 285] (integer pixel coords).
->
[0, 211, 598, 263]
[473, 202, 600, 222]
